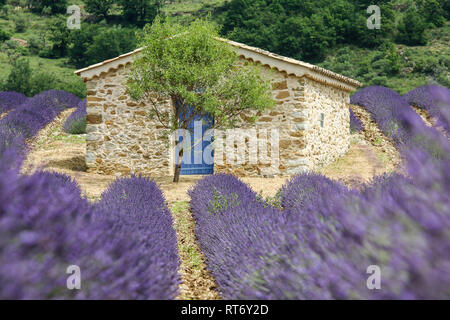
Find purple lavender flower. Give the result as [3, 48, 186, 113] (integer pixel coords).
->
[63, 99, 86, 134]
[350, 108, 364, 132]
[0, 171, 181, 299]
[351, 86, 449, 158]
[0, 92, 28, 114]
[404, 85, 450, 133]
[93, 175, 181, 299]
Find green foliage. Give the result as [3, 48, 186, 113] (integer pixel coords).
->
[4, 56, 32, 95]
[13, 14, 27, 33]
[118, 0, 158, 27]
[417, 0, 446, 28]
[220, 0, 397, 62]
[68, 24, 137, 68]
[0, 28, 10, 42]
[65, 118, 86, 134]
[396, 7, 428, 46]
[256, 189, 283, 209]
[47, 17, 71, 58]
[383, 44, 403, 75]
[28, 0, 68, 14]
[128, 17, 275, 131]
[208, 188, 240, 214]
[86, 26, 137, 67]
[85, 0, 114, 19]
[1, 57, 86, 97]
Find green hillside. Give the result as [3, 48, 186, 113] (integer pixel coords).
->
[0, 0, 448, 97]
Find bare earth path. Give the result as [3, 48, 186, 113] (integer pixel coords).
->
[21, 106, 402, 299]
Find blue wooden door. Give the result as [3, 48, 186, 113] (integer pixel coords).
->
[177, 105, 214, 175]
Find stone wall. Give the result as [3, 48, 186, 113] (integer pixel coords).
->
[214, 67, 308, 177]
[85, 65, 173, 176]
[302, 78, 351, 169]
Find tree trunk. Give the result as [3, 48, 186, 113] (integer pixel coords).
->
[173, 147, 184, 183]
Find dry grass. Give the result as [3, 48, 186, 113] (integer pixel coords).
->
[171, 201, 221, 300]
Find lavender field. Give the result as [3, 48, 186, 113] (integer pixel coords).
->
[0, 90, 180, 299]
[0, 85, 449, 299]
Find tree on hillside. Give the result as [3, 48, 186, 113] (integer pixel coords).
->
[28, 0, 67, 14]
[127, 18, 275, 182]
[118, 0, 158, 27]
[396, 7, 428, 46]
[85, 0, 114, 19]
[5, 57, 32, 96]
[85, 26, 137, 66]
[48, 17, 71, 58]
[417, 0, 446, 27]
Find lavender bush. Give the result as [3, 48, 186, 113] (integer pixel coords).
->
[0, 90, 80, 140]
[189, 174, 286, 299]
[93, 176, 181, 299]
[1, 89, 180, 298]
[350, 108, 363, 133]
[191, 159, 449, 299]
[404, 85, 450, 133]
[191, 106, 450, 299]
[351, 86, 449, 159]
[350, 86, 425, 147]
[0, 92, 28, 114]
[63, 99, 86, 134]
[0, 169, 181, 299]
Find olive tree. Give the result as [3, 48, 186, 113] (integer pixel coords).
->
[127, 18, 275, 183]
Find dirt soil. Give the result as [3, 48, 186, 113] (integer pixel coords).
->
[0, 111, 11, 121]
[412, 105, 434, 127]
[21, 106, 403, 300]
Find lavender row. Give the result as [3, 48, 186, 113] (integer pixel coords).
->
[0, 90, 80, 140]
[404, 85, 450, 133]
[350, 108, 364, 133]
[63, 99, 87, 134]
[0, 91, 28, 114]
[350, 85, 449, 158]
[189, 174, 286, 299]
[191, 157, 449, 300]
[0, 168, 181, 299]
[0, 89, 180, 299]
[93, 176, 181, 299]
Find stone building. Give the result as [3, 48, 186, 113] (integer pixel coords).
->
[75, 39, 362, 177]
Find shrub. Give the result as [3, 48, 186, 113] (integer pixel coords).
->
[351, 86, 449, 159]
[0, 90, 80, 139]
[0, 136, 180, 299]
[0, 91, 27, 113]
[190, 147, 450, 299]
[350, 108, 364, 133]
[0, 28, 10, 42]
[0, 170, 180, 299]
[404, 85, 450, 133]
[4, 57, 32, 96]
[13, 14, 27, 33]
[396, 7, 428, 46]
[93, 176, 181, 299]
[190, 174, 285, 299]
[63, 99, 86, 134]
[350, 86, 425, 148]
